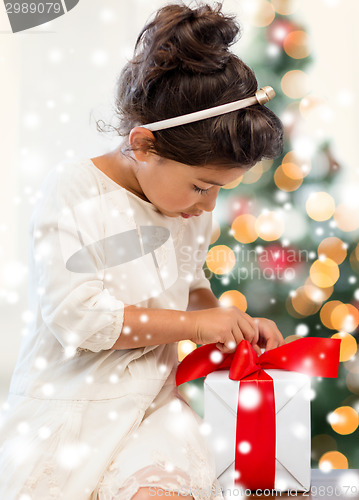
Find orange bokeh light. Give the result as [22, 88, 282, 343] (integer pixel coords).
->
[219, 290, 247, 312]
[319, 451, 348, 470]
[250, 0, 275, 27]
[274, 164, 303, 192]
[292, 286, 321, 316]
[271, 0, 300, 15]
[320, 300, 343, 330]
[206, 245, 236, 275]
[318, 237, 347, 265]
[255, 211, 285, 241]
[328, 406, 359, 435]
[310, 258, 340, 288]
[331, 332, 357, 362]
[222, 176, 243, 190]
[178, 340, 197, 362]
[304, 277, 333, 303]
[283, 151, 312, 175]
[232, 214, 258, 244]
[283, 30, 311, 59]
[331, 303, 359, 333]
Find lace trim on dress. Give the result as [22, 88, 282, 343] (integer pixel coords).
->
[97, 439, 224, 500]
[97, 463, 224, 500]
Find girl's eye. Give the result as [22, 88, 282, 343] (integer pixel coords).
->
[193, 185, 209, 195]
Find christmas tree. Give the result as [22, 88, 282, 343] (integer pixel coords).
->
[178, 1, 359, 470]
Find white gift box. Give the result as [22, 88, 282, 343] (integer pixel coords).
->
[204, 369, 311, 493]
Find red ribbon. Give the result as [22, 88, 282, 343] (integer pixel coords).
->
[176, 337, 341, 490]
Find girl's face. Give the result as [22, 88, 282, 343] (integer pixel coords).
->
[135, 154, 246, 218]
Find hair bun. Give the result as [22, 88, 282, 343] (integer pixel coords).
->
[134, 2, 241, 78]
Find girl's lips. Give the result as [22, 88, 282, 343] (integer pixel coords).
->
[180, 212, 203, 218]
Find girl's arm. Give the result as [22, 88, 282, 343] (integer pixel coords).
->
[186, 287, 220, 311]
[110, 305, 197, 350]
[111, 288, 219, 350]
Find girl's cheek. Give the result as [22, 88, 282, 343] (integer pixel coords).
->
[165, 191, 193, 208]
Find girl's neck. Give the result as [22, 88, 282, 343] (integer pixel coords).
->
[91, 146, 151, 203]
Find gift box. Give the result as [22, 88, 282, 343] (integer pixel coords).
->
[204, 369, 311, 492]
[176, 337, 341, 493]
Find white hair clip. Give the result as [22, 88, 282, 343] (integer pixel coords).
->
[141, 86, 275, 132]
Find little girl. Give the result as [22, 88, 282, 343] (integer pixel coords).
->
[0, 3, 285, 499]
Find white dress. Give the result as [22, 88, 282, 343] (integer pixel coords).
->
[0, 158, 224, 500]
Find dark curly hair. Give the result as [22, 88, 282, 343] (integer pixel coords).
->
[97, 2, 284, 170]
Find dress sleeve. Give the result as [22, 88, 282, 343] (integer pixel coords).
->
[188, 211, 213, 293]
[30, 163, 125, 353]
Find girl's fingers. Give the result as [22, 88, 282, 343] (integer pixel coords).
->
[216, 335, 240, 353]
[253, 344, 262, 356]
[241, 311, 260, 345]
[236, 315, 257, 345]
[256, 318, 285, 351]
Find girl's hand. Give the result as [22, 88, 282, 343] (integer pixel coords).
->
[189, 306, 260, 354]
[253, 317, 285, 352]
[189, 307, 285, 355]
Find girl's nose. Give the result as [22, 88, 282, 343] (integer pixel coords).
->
[196, 188, 220, 212]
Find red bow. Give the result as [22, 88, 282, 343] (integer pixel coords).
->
[176, 337, 341, 490]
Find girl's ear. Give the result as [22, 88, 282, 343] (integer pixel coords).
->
[129, 127, 156, 162]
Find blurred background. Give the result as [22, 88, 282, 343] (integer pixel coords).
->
[1, 0, 358, 470]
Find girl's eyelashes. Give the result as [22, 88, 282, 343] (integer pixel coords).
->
[193, 185, 210, 195]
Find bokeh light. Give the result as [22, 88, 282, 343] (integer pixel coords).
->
[318, 237, 347, 265]
[349, 246, 359, 273]
[283, 151, 312, 175]
[246, 0, 275, 27]
[330, 303, 359, 333]
[320, 300, 343, 330]
[334, 203, 359, 232]
[310, 258, 340, 288]
[319, 451, 348, 470]
[222, 176, 243, 190]
[291, 286, 322, 316]
[206, 245, 236, 275]
[274, 163, 303, 192]
[331, 332, 357, 362]
[328, 406, 359, 435]
[304, 277, 333, 303]
[219, 290, 247, 312]
[255, 210, 285, 241]
[178, 340, 197, 362]
[262, 159, 273, 172]
[306, 192, 335, 221]
[286, 295, 306, 319]
[271, 0, 300, 15]
[241, 162, 263, 184]
[285, 334, 303, 343]
[232, 214, 258, 244]
[283, 30, 311, 59]
[281, 70, 311, 99]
